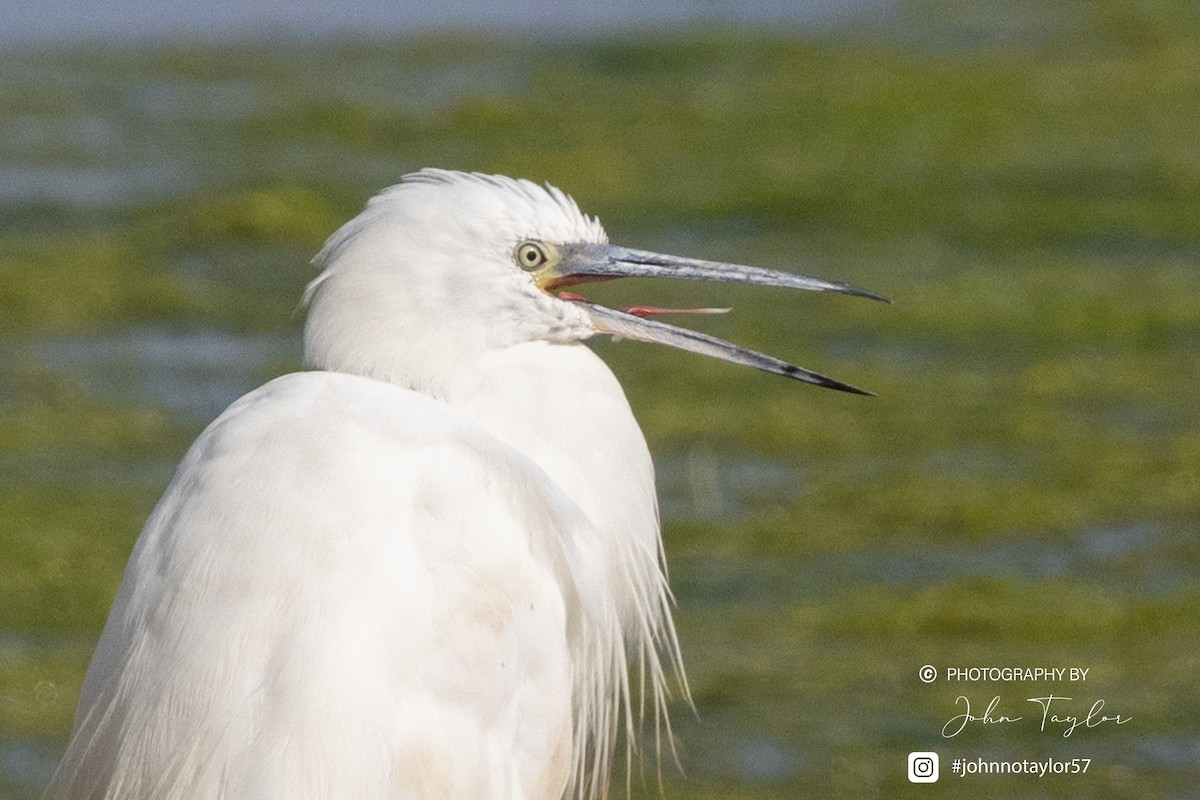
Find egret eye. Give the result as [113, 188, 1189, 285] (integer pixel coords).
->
[516, 242, 548, 271]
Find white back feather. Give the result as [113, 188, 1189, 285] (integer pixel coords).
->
[55, 170, 687, 800]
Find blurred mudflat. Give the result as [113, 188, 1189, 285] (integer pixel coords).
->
[2, 3, 1198, 797]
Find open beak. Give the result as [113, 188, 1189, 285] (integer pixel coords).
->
[542, 243, 888, 396]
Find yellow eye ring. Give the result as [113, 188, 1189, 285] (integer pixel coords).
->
[516, 242, 548, 271]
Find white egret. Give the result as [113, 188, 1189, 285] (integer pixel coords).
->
[52, 169, 883, 800]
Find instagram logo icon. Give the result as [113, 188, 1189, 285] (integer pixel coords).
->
[908, 751, 939, 783]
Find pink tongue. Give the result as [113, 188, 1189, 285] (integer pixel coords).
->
[557, 292, 729, 318]
[620, 305, 730, 317]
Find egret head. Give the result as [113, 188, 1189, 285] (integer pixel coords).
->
[304, 168, 885, 394]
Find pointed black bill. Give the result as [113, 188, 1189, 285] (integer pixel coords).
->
[577, 301, 875, 396]
[542, 242, 884, 395]
[550, 243, 890, 304]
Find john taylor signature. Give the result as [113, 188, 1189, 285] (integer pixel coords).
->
[942, 694, 1132, 738]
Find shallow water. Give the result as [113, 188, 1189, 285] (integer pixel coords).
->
[30, 328, 300, 421]
[2, 0, 888, 46]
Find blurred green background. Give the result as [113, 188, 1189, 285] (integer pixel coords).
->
[2, 1, 1198, 797]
